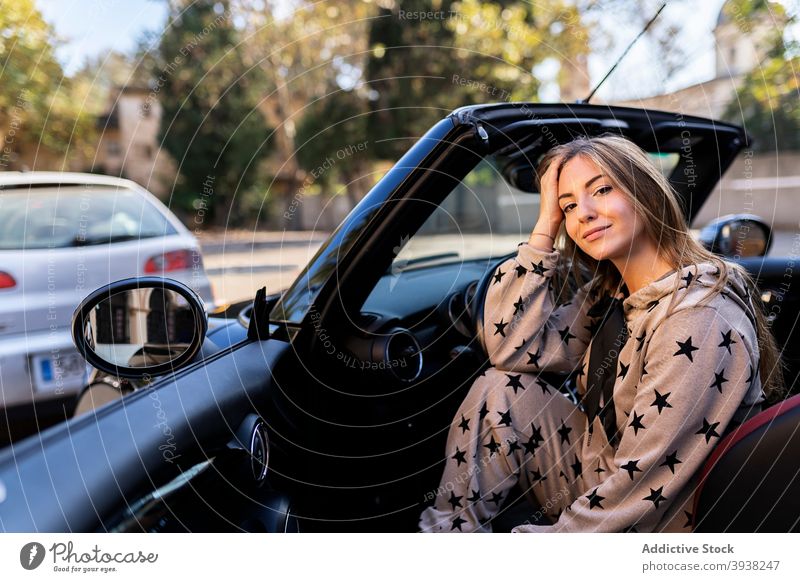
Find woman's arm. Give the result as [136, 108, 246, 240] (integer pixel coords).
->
[482, 242, 599, 373]
[513, 305, 756, 532]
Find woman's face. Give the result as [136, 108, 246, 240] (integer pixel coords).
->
[556, 155, 648, 262]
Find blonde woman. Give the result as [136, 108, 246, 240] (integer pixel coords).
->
[419, 135, 780, 533]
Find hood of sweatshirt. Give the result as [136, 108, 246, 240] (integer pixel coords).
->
[621, 261, 755, 325]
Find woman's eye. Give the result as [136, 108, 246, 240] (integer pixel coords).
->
[562, 203, 576, 213]
[595, 185, 612, 196]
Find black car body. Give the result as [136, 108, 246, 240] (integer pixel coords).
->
[0, 103, 797, 533]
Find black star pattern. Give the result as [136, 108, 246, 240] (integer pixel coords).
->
[458, 415, 470, 434]
[628, 411, 646, 436]
[466, 489, 481, 503]
[529, 423, 544, 446]
[559, 470, 569, 481]
[506, 439, 521, 456]
[586, 488, 606, 509]
[513, 296, 525, 315]
[673, 336, 699, 362]
[514, 263, 527, 278]
[650, 390, 673, 414]
[535, 377, 551, 394]
[484, 435, 501, 456]
[558, 326, 576, 345]
[497, 409, 513, 427]
[635, 331, 646, 352]
[557, 420, 573, 444]
[570, 455, 583, 479]
[710, 369, 728, 393]
[489, 491, 504, 506]
[641, 361, 649, 377]
[452, 447, 467, 466]
[660, 450, 682, 474]
[493, 319, 508, 337]
[451, 516, 467, 531]
[505, 373, 525, 394]
[526, 349, 541, 367]
[643, 486, 667, 509]
[718, 329, 737, 354]
[448, 491, 463, 510]
[514, 337, 528, 351]
[696, 417, 721, 443]
[620, 459, 642, 480]
[478, 402, 489, 421]
[594, 462, 606, 474]
[522, 434, 540, 456]
[531, 260, 549, 276]
[617, 362, 630, 380]
[646, 299, 660, 312]
[683, 511, 693, 529]
[530, 468, 547, 483]
[680, 271, 694, 289]
[492, 269, 505, 285]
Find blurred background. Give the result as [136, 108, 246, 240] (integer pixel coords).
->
[1, 0, 798, 302]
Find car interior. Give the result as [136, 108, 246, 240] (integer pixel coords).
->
[2, 104, 798, 533]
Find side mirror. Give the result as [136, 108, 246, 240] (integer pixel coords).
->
[698, 214, 772, 258]
[72, 278, 208, 379]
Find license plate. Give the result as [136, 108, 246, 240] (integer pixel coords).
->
[31, 351, 89, 394]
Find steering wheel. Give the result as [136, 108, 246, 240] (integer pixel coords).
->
[470, 252, 517, 357]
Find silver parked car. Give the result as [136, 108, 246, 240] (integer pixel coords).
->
[0, 172, 214, 441]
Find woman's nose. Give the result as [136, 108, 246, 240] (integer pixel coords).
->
[576, 197, 597, 222]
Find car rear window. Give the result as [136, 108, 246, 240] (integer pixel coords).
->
[0, 185, 178, 250]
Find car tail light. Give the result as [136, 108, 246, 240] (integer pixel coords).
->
[0, 271, 16, 290]
[144, 249, 195, 274]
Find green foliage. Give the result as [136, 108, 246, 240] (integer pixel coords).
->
[0, 0, 96, 166]
[723, 1, 799, 151]
[363, 0, 587, 160]
[154, 0, 270, 226]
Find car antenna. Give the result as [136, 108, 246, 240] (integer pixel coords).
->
[580, 2, 667, 104]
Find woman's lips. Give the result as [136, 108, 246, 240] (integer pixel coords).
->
[583, 225, 611, 241]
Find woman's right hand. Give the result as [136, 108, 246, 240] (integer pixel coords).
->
[528, 154, 564, 248]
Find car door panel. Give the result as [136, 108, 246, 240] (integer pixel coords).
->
[0, 339, 288, 531]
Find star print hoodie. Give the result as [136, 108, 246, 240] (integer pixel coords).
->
[483, 243, 765, 533]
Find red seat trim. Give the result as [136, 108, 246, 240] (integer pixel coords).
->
[691, 394, 800, 527]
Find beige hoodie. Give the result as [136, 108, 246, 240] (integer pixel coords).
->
[484, 243, 765, 532]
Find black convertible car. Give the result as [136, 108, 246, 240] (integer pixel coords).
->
[1, 103, 798, 532]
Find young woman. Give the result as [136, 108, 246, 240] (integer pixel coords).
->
[418, 134, 780, 533]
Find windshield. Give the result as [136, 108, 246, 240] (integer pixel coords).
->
[390, 152, 681, 271]
[0, 185, 177, 250]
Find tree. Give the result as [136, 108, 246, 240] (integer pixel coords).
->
[0, 0, 96, 169]
[723, 0, 798, 151]
[153, 0, 270, 226]
[236, 0, 374, 228]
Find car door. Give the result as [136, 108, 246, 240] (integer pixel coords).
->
[0, 103, 777, 533]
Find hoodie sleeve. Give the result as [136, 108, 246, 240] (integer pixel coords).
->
[512, 305, 757, 533]
[483, 243, 598, 374]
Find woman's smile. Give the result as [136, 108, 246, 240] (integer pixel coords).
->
[582, 224, 611, 241]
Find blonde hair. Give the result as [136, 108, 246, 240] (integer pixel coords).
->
[537, 134, 783, 400]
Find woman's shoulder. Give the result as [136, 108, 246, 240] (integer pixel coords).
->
[625, 261, 757, 339]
